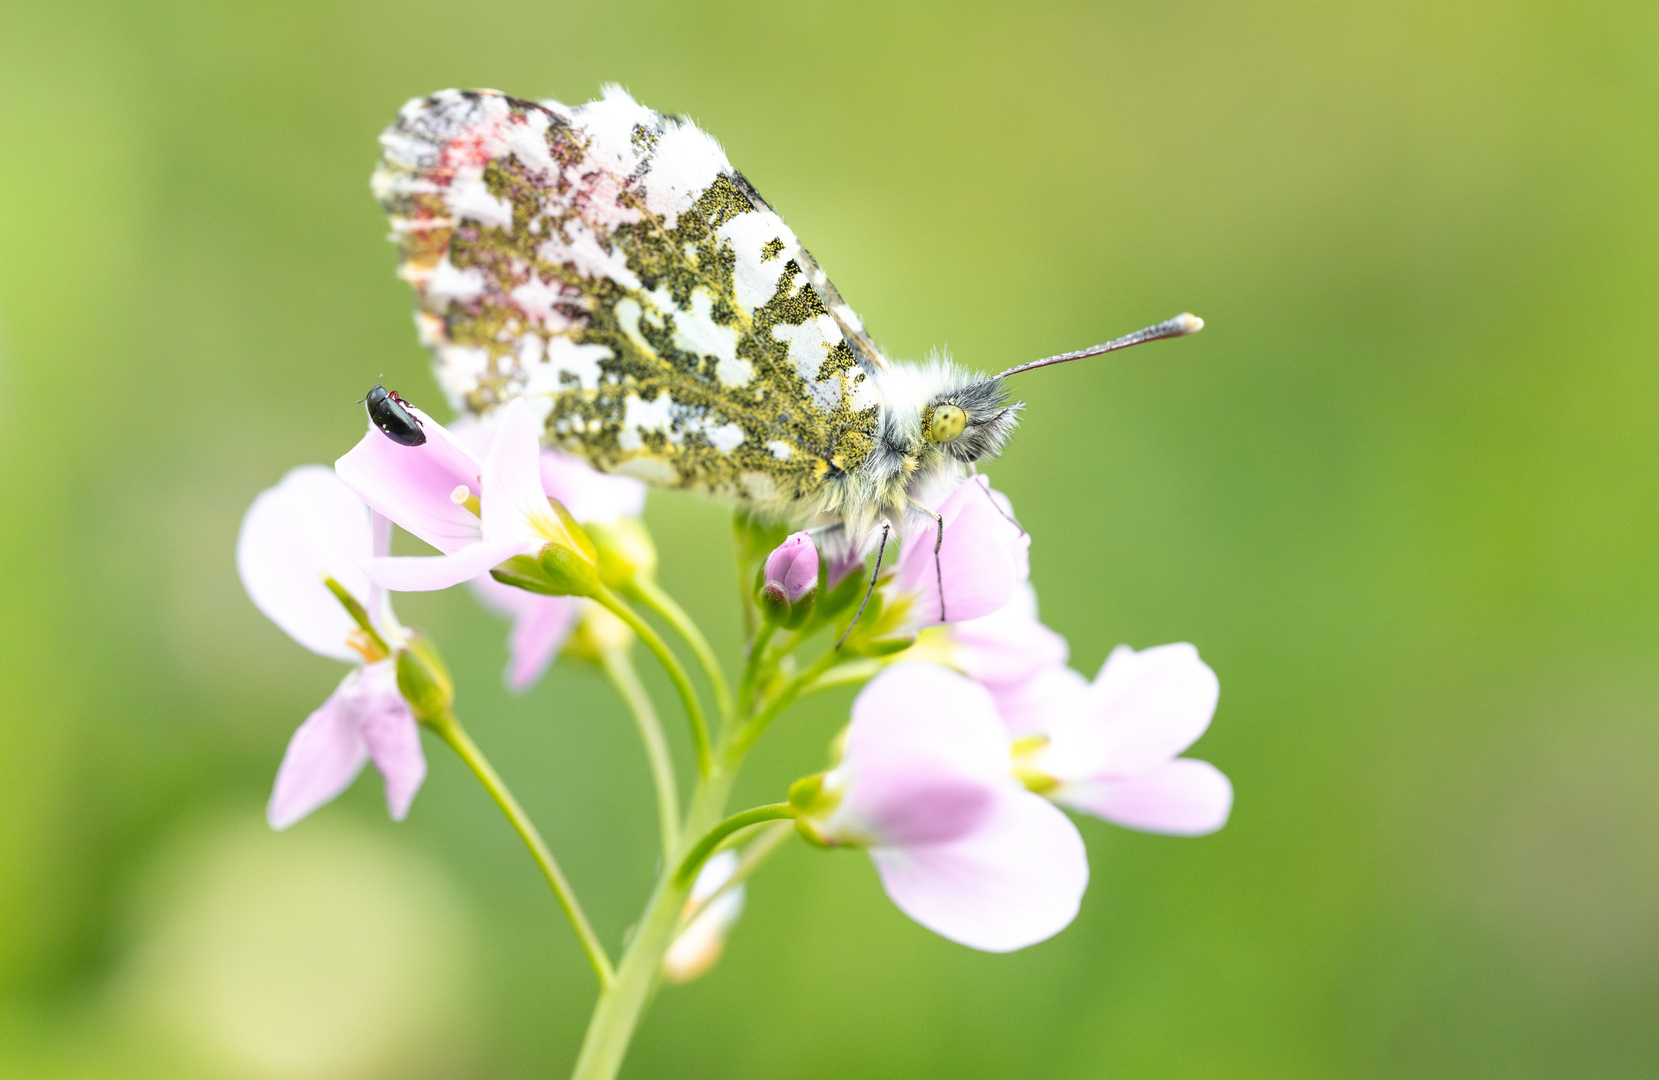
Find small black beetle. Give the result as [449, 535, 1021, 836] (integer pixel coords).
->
[363, 384, 427, 446]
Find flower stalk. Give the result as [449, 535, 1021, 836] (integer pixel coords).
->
[424, 709, 615, 990]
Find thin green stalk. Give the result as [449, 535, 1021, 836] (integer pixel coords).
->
[570, 766, 738, 1080]
[674, 803, 795, 887]
[427, 711, 614, 989]
[594, 586, 712, 777]
[600, 647, 680, 865]
[736, 622, 775, 715]
[734, 649, 844, 753]
[629, 575, 735, 723]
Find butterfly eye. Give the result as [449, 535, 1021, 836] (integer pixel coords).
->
[926, 404, 967, 444]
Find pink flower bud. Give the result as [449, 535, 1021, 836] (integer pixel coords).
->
[759, 531, 819, 627]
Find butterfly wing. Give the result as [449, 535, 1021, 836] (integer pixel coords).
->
[373, 86, 884, 516]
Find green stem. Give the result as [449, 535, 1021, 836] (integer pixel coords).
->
[595, 586, 712, 777]
[630, 576, 735, 724]
[674, 803, 795, 887]
[570, 765, 738, 1080]
[736, 623, 775, 716]
[600, 647, 680, 865]
[734, 650, 844, 754]
[427, 711, 614, 989]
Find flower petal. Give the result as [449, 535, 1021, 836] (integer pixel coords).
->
[1054, 758, 1232, 836]
[990, 663, 1089, 737]
[870, 786, 1087, 952]
[950, 585, 1068, 690]
[354, 662, 426, 820]
[237, 465, 373, 662]
[335, 406, 484, 554]
[362, 538, 536, 592]
[481, 398, 566, 545]
[450, 415, 646, 523]
[1042, 643, 1221, 781]
[899, 477, 1030, 627]
[831, 664, 1011, 845]
[267, 670, 371, 829]
[470, 574, 580, 691]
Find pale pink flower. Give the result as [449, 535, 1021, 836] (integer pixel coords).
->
[662, 850, 746, 983]
[236, 466, 425, 829]
[1024, 644, 1232, 836]
[894, 476, 1030, 628]
[797, 663, 1087, 952]
[336, 397, 588, 592]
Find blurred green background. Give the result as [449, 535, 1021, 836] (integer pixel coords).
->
[3, 0, 1658, 1076]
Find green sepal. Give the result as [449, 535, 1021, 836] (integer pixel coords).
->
[758, 583, 817, 629]
[490, 555, 562, 595]
[539, 541, 601, 597]
[788, 773, 837, 848]
[396, 633, 454, 724]
[835, 591, 916, 657]
[815, 565, 866, 619]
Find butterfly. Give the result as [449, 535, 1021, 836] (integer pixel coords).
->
[373, 86, 1199, 547]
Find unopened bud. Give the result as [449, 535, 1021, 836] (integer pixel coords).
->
[662, 851, 745, 984]
[758, 531, 818, 628]
[587, 517, 658, 588]
[562, 602, 634, 663]
[395, 633, 454, 723]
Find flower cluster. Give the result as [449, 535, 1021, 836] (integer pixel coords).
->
[236, 392, 1231, 1018]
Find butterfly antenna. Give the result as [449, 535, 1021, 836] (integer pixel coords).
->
[993, 313, 1203, 380]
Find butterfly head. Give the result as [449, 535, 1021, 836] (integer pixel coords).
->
[917, 374, 1022, 466]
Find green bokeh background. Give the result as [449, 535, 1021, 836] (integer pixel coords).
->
[3, 1, 1657, 1076]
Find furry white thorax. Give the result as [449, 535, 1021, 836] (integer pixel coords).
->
[806, 353, 998, 551]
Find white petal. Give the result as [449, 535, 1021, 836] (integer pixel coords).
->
[362, 538, 537, 592]
[1044, 643, 1220, 781]
[481, 398, 566, 544]
[990, 663, 1089, 737]
[334, 407, 484, 554]
[949, 584, 1068, 689]
[237, 466, 373, 661]
[870, 786, 1087, 952]
[267, 671, 371, 829]
[1053, 758, 1233, 836]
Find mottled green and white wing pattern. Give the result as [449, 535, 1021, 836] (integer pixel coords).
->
[374, 86, 887, 518]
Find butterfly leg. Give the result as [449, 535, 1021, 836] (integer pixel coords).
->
[904, 498, 947, 623]
[833, 520, 891, 651]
